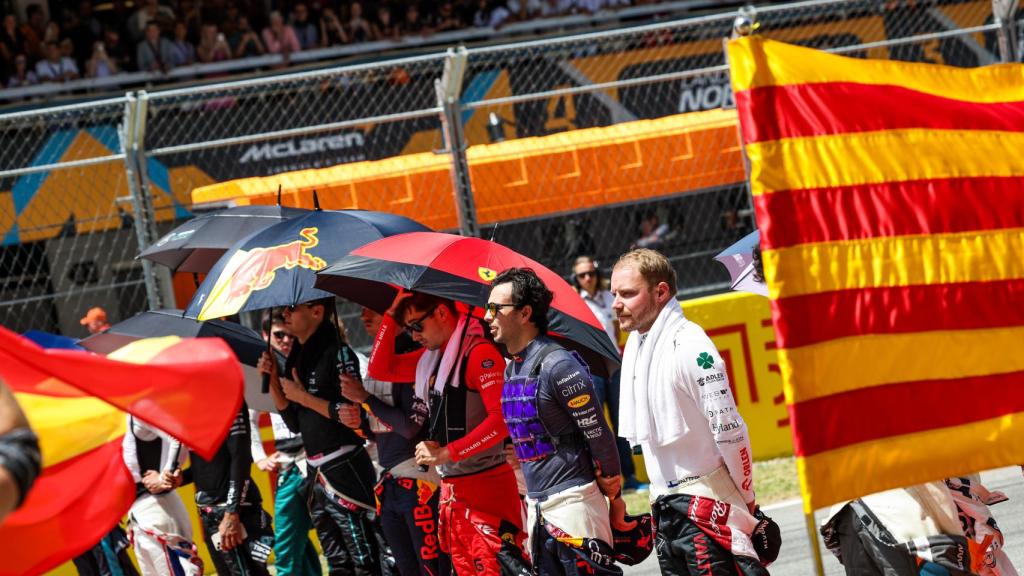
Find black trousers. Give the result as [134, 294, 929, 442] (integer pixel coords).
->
[309, 448, 382, 576]
[652, 495, 768, 576]
[198, 504, 274, 576]
[377, 475, 451, 576]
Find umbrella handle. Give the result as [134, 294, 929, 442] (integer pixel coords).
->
[262, 335, 272, 394]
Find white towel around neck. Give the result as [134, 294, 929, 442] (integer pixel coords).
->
[618, 301, 690, 447]
[413, 313, 485, 401]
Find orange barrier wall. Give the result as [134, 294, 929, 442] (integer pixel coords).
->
[192, 109, 746, 227]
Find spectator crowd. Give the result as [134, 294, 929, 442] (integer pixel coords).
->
[1, 0, 639, 89]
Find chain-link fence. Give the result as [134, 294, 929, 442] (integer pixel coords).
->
[135, 53, 454, 345]
[0, 97, 154, 337]
[456, 0, 1007, 296]
[459, 12, 740, 294]
[0, 0, 1015, 338]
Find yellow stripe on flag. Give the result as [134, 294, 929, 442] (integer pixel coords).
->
[14, 392, 126, 468]
[746, 129, 1024, 195]
[728, 36, 1024, 103]
[778, 325, 1024, 403]
[796, 411, 1024, 512]
[763, 228, 1024, 299]
[108, 336, 183, 364]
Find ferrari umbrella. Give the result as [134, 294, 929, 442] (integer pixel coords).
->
[79, 309, 283, 412]
[315, 231, 620, 372]
[139, 203, 310, 274]
[185, 209, 430, 321]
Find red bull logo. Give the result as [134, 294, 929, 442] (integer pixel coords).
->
[198, 227, 327, 320]
[416, 479, 437, 506]
[413, 502, 439, 560]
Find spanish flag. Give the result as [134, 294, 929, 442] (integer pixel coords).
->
[0, 327, 244, 575]
[728, 37, 1024, 512]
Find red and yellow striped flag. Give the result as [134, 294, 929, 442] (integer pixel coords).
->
[728, 37, 1024, 512]
[0, 327, 245, 575]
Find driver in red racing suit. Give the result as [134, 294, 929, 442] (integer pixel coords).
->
[369, 292, 527, 576]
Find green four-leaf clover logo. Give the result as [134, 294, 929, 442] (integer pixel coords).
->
[696, 352, 714, 369]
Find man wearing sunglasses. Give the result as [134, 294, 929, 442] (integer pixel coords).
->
[572, 257, 643, 494]
[260, 298, 381, 576]
[338, 307, 450, 576]
[486, 268, 631, 574]
[367, 291, 526, 576]
[252, 311, 320, 576]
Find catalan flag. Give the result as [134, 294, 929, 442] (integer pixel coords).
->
[728, 37, 1024, 512]
[0, 327, 244, 575]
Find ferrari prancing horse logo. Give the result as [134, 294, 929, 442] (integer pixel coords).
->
[478, 267, 497, 282]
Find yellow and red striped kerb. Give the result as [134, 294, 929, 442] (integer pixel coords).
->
[728, 36, 1024, 512]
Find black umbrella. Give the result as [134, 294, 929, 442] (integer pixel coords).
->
[79, 309, 283, 413]
[139, 204, 309, 273]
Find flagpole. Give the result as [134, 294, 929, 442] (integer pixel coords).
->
[805, 511, 825, 576]
[727, 10, 824, 575]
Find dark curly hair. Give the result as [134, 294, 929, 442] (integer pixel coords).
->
[752, 245, 765, 284]
[491, 267, 553, 334]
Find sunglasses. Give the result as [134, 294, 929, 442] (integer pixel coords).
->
[484, 302, 518, 316]
[272, 330, 292, 341]
[285, 303, 312, 312]
[576, 270, 597, 279]
[404, 305, 438, 334]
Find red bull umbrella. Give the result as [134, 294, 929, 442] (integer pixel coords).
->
[139, 204, 309, 273]
[186, 209, 430, 321]
[314, 231, 620, 373]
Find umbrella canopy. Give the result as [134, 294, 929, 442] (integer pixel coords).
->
[185, 209, 430, 321]
[79, 309, 282, 413]
[713, 229, 767, 297]
[315, 231, 620, 372]
[139, 204, 310, 273]
[22, 330, 84, 350]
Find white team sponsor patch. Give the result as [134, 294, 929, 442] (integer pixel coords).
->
[556, 371, 581, 386]
[560, 380, 587, 396]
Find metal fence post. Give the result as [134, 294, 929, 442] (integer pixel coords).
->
[133, 91, 176, 309]
[122, 92, 164, 310]
[437, 46, 480, 238]
[993, 0, 1019, 62]
[724, 9, 758, 239]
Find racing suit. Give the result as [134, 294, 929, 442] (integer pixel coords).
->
[248, 409, 320, 576]
[502, 337, 622, 576]
[620, 302, 765, 576]
[122, 416, 200, 576]
[280, 321, 380, 576]
[369, 315, 525, 576]
[189, 407, 274, 576]
[356, 367, 450, 576]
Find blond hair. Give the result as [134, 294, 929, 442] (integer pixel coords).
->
[614, 248, 677, 294]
